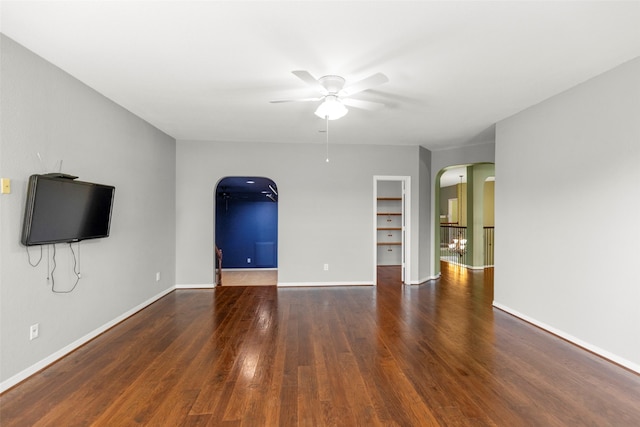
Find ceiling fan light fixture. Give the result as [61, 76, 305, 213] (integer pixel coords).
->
[314, 95, 348, 120]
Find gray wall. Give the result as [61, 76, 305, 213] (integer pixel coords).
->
[431, 141, 496, 179]
[176, 141, 429, 286]
[418, 146, 432, 282]
[0, 36, 176, 386]
[495, 57, 640, 371]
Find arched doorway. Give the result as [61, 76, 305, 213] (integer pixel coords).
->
[434, 164, 494, 275]
[215, 177, 278, 286]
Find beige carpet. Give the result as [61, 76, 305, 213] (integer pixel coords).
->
[221, 270, 277, 286]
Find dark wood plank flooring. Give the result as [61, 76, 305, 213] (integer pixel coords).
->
[1, 263, 639, 426]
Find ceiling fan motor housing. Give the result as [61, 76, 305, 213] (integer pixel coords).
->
[318, 75, 346, 94]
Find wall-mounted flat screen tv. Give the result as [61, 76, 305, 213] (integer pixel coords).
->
[21, 174, 115, 246]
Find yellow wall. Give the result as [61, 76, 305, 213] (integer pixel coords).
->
[451, 178, 493, 227]
[483, 180, 495, 226]
[457, 183, 467, 226]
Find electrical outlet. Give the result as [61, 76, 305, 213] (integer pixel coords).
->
[156, 272, 161, 282]
[324, 263, 329, 271]
[247, 258, 251, 264]
[30, 323, 39, 340]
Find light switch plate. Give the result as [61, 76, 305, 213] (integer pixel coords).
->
[1, 178, 10, 194]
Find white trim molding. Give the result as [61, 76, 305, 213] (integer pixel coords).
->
[493, 302, 640, 375]
[0, 286, 175, 393]
[373, 175, 412, 286]
[175, 284, 215, 289]
[278, 281, 374, 287]
[412, 274, 440, 285]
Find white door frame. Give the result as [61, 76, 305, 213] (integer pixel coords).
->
[373, 176, 411, 285]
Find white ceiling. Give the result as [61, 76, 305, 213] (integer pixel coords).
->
[440, 167, 468, 188]
[2, 1, 639, 150]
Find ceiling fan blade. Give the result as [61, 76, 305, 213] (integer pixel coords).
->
[270, 97, 323, 104]
[342, 98, 385, 111]
[340, 73, 389, 97]
[291, 70, 326, 93]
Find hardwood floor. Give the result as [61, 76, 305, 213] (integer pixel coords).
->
[221, 269, 278, 286]
[2, 263, 639, 426]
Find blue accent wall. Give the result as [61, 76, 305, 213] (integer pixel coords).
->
[216, 199, 278, 268]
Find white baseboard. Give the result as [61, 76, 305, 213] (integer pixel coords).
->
[0, 286, 175, 393]
[175, 284, 215, 289]
[279, 276, 440, 287]
[278, 281, 374, 287]
[411, 274, 440, 285]
[493, 302, 640, 374]
[441, 261, 493, 270]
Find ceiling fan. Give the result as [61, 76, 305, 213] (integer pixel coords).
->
[270, 70, 389, 120]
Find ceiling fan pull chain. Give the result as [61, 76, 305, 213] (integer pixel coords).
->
[325, 115, 330, 163]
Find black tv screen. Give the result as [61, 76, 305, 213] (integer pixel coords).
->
[21, 174, 115, 246]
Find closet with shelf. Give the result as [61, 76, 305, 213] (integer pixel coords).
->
[376, 196, 403, 265]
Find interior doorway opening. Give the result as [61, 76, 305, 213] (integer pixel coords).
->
[215, 177, 278, 286]
[374, 176, 411, 286]
[434, 164, 494, 275]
